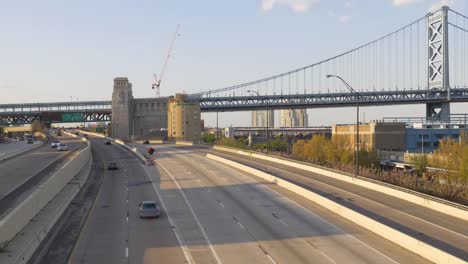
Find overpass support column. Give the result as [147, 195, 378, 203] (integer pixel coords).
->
[427, 6, 450, 122]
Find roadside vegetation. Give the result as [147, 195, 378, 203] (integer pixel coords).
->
[215, 133, 468, 205]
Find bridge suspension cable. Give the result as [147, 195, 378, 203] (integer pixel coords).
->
[190, 7, 467, 100]
[190, 11, 437, 98]
[448, 9, 468, 89]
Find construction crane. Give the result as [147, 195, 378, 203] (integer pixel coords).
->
[152, 24, 181, 97]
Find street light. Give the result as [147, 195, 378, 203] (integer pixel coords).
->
[326, 74, 360, 177]
[247, 90, 269, 154]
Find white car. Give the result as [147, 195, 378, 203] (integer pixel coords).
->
[57, 143, 68, 151]
[51, 140, 60, 148]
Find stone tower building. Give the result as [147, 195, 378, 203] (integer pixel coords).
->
[111, 77, 133, 140]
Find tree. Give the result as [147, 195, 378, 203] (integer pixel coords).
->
[31, 120, 43, 133]
[411, 154, 429, 177]
[431, 133, 468, 184]
[201, 133, 216, 144]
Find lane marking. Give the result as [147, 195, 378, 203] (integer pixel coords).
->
[255, 179, 400, 264]
[220, 152, 468, 240]
[265, 254, 278, 264]
[157, 161, 223, 264]
[125, 247, 128, 258]
[305, 240, 337, 264]
[272, 213, 289, 227]
[258, 245, 278, 264]
[139, 159, 194, 264]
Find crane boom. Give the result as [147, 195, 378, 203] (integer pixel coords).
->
[152, 24, 181, 97]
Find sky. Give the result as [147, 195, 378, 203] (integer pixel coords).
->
[0, 0, 467, 127]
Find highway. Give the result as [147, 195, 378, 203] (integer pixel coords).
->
[32, 138, 430, 264]
[0, 136, 84, 218]
[201, 146, 468, 260]
[124, 143, 429, 264]
[56, 137, 188, 264]
[0, 140, 42, 160]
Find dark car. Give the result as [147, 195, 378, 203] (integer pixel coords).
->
[57, 132, 62, 136]
[83, 134, 88, 139]
[74, 132, 79, 136]
[138, 201, 161, 218]
[105, 140, 112, 145]
[107, 162, 118, 170]
[143, 140, 150, 144]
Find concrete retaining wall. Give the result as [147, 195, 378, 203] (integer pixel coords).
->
[213, 145, 468, 221]
[207, 154, 465, 264]
[1, 157, 92, 264]
[0, 141, 91, 248]
[175, 141, 193, 146]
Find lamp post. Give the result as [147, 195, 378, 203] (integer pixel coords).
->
[326, 75, 360, 177]
[248, 90, 269, 154]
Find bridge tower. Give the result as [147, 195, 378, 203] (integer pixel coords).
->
[111, 77, 134, 140]
[426, 6, 450, 122]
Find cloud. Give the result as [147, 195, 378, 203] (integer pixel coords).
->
[344, 1, 352, 8]
[390, 0, 456, 11]
[429, 0, 456, 12]
[339, 15, 352, 23]
[261, 0, 320, 13]
[391, 0, 421, 6]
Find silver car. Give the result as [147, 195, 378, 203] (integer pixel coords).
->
[51, 140, 60, 148]
[138, 201, 161, 218]
[57, 143, 68, 151]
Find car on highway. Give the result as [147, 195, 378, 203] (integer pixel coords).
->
[138, 201, 161, 218]
[104, 140, 112, 145]
[57, 143, 68, 151]
[107, 162, 118, 170]
[143, 140, 150, 144]
[83, 134, 88, 139]
[51, 140, 60, 148]
[75, 132, 79, 136]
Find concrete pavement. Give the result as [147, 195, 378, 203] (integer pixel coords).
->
[132, 144, 429, 264]
[206, 147, 468, 261]
[67, 138, 187, 264]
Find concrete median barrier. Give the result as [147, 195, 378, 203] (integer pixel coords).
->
[212, 145, 468, 221]
[0, 141, 91, 249]
[207, 153, 466, 264]
[175, 141, 193, 146]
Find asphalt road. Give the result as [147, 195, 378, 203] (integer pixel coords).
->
[202, 146, 468, 261]
[124, 144, 429, 264]
[0, 136, 84, 217]
[0, 140, 41, 159]
[68, 138, 187, 264]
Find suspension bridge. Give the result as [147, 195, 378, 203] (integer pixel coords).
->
[1, 6, 467, 125]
